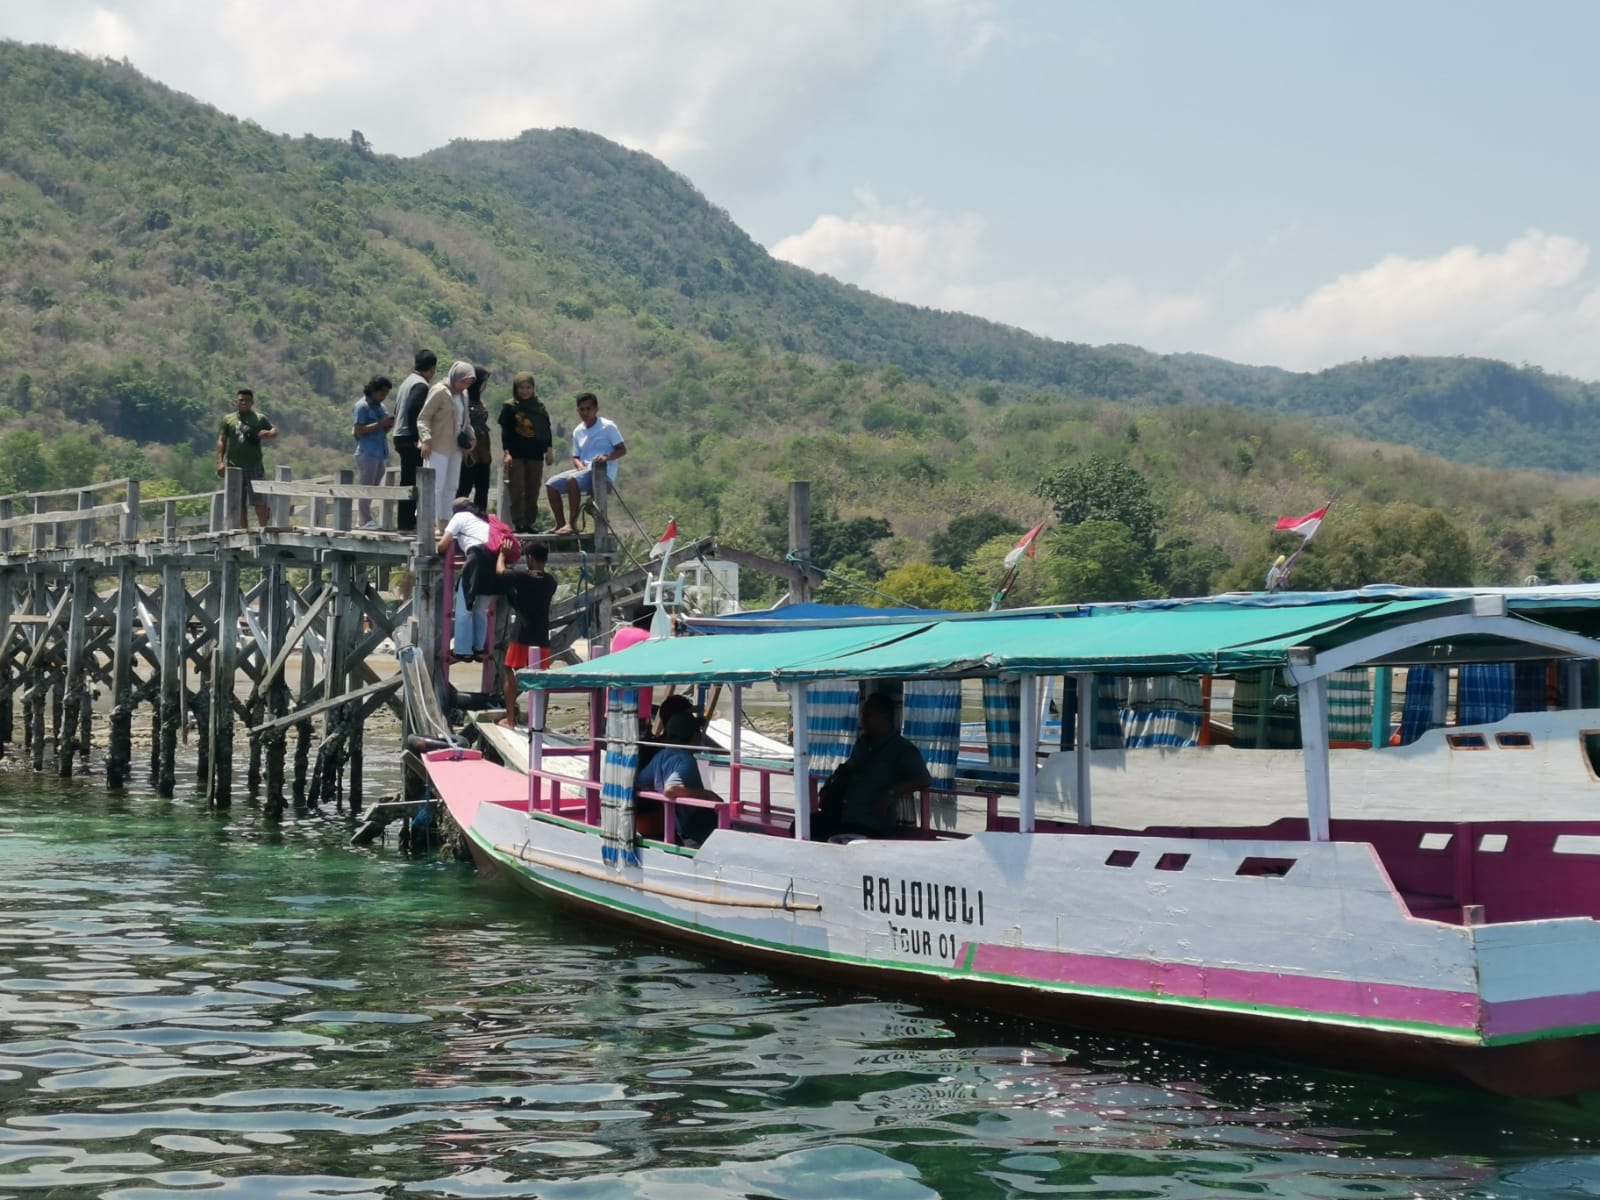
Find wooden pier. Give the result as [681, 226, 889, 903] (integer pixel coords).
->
[0, 466, 820, 817]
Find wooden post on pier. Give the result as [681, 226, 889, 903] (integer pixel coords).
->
[156, 562, 184, 797]
[261, 562, 291, 820]
[413, 466, 443, 710]
[106, 559, 136, 789]
[592, 469, 614, 655]
[206, 552, 242, 808]
[59, 564, 89, 777]
[788, 481, 812, 606]
[224, 466, 244, 531]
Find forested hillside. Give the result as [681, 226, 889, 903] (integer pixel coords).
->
[3, 41, 1600, 606]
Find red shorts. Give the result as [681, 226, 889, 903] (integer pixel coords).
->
[505, 643, 551, 670]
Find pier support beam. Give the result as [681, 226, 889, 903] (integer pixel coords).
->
[207, 554, 242, 807]
[106, 561, 137, 789]
[262, 563, 290, 820]
[156, 563, 184, 797]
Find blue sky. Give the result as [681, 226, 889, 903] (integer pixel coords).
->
[6, 0, 1600, 378]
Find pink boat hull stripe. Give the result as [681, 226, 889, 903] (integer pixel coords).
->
[1481, 990, 1600, 1037]
[970, 944, 1480, 1029]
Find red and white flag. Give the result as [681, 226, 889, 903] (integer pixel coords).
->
[649, 518, 678, 560]
[1274, 504, 1329, 541]
[1003, 520, 1047, 570]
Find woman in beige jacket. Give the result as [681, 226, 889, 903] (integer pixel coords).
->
[417, 360, 476, 531]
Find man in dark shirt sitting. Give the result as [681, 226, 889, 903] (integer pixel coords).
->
[812, 692, 932, 840]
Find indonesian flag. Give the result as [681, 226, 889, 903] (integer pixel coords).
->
[649, 518, 678, 560]
[1003, 520, 1047, 570]
[1274, 503, 1329, 541]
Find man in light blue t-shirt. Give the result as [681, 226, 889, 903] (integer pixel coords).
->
[351, 375, 394, 528]
[545, 391, 626, 535]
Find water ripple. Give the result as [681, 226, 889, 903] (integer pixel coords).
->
[2, 784, 1597, 1197]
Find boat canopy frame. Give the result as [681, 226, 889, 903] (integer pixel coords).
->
[515, 588, 1600, 846]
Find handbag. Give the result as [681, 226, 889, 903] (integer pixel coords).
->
[454, 396, 473, 449]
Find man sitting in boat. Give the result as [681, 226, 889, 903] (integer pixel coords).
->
[812, 692, 933, 841]
[633, 697, 721, 847]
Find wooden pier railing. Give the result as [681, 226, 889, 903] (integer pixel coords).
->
[0, 469, 819, 822]
[0, 463, 628, 815]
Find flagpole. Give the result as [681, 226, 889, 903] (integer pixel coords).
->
[1266, 498, 1334, 593]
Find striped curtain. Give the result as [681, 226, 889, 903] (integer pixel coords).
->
[1327, 668, 1372, 744]
[1118, 676, 1203, 749]
[982, 678, 1021, 780]
[601, 688, 640, 867]
[902, 681, 961, 831]
[1231, 670, 1302, 749]
[1397, 667, 1437, 746]
[1058, 677, 1127, 749]
[1458, 663, 1514, 726]
[902, 681, 961, 787]
[804, 683, 859, 778]
[1091, 678, 1126, 749]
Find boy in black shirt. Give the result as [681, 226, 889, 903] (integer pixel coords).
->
[497, 543, 557, 728]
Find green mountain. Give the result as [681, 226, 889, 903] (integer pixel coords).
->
[3, 40, 1600, 599]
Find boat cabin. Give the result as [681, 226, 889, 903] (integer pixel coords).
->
[501, 586, 1600, 930]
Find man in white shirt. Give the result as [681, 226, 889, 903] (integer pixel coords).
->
[437, 499, 503, 657]
[545, 391, 626, 535]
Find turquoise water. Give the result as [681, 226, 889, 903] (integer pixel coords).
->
[3, 776, 1600, 1199]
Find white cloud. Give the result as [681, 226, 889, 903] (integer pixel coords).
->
[771, 192, 1212, 342]
[1227, 230, 1600, 376]
[0, 0, 1000, 188]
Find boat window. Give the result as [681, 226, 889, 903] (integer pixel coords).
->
[1155, 852, 1190, 872]
[1477, 833, 1508, 853]
[1104, 849, 1139, 868]
[1494, 732, 1533, 749]
[1446, 733, 1487, 750]
[1583, 732, 1600, 781]
[1554, 835, 1600, 856]
[1418, 832, 1453, 851]
[1236, 856, 1296, 877]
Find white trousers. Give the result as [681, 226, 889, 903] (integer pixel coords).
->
[423, 450, 463, 524]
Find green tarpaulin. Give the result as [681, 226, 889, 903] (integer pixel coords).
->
[518, 597, 1456, 692]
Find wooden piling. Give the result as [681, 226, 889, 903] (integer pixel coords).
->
[157, 562, 184, 796]
[206, 553, 242, 808]
[106, 561, 136, 789]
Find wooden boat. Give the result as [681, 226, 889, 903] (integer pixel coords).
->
[424, 586, 1600, 1096]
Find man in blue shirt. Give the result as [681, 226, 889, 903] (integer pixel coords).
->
[634, 703, 720, 847]
[352, 375, 393, 528]
[546, 392, 626, 535]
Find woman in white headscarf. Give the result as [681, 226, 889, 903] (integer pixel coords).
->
[417, 360, 476, 532]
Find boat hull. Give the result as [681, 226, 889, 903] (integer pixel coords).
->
[429, 751, 1600, 1098]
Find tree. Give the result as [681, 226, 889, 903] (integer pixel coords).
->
[874, 563, 981, 611]
[1040, 520, 1159, 604]
[1219, 504, 1474, 591]
[813, 514, 892, 581]
[930, 511, 1023, 569]
[1036, 455, 1158, 549]
[0, 429, 55, 493]
[1152, 539, 1231, 598]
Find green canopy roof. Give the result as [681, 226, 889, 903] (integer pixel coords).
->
[519, 596, 1459, 691]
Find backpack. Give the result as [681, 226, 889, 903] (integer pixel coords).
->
[485, 513, 523, 564]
